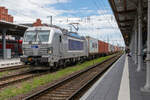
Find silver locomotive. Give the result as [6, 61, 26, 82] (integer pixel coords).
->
[21, 26, 88, 70]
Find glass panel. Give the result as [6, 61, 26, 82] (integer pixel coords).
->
[38, 31, 50, 42]
[24, 31, 36, 42]
[24, 31, 50, 42]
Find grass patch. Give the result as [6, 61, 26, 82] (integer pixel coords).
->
[0, 54, 115, 100]
[0, 71, 9, 78]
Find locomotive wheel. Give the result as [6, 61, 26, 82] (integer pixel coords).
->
[48, 62, 53, 70]
[54, 62, 59, 68]
[24, 62, 28, 65]
[62, 62, 67, 68]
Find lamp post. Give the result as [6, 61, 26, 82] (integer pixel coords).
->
[47, 16, 52, 25]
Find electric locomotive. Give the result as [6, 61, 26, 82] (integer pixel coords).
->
[21, 26, 88, 70]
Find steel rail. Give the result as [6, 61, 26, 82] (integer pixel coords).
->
[23, 53, 122, 100]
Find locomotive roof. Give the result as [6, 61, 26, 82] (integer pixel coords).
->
[26, 26, 85, 40]
[27, 26, 68, 33]
[66, 32, 85, 40]
[27, 26, 55, 30]
[68, 32, 81, 38]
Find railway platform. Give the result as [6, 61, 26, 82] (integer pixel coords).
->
[80, 54, 150, 100]
[0, 58, 23, 68]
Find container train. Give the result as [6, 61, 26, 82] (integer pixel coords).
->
[21, 26, 121, 70]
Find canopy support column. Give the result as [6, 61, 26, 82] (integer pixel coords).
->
[137, 0, 143, 72]
[134, 18, 138, 64]
[141, 0, 150, 92]
[2, 29, 7, 59]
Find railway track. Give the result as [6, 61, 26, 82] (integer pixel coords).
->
[0, 65, 28, 72]
[0, 70, 49, 89]
[23, 54, 121, 100]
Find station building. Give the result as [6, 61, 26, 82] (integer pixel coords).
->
[0, 6, 27, 60]
[0, 6, 44, 59]
[0, 6, 13, 23]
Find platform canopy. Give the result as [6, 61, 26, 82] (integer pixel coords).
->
[0, 20, 28, 36]
[108, 0, 147, 45]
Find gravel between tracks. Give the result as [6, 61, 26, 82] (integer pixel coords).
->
[0, 67, 30, 78]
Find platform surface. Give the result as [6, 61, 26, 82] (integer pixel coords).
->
[0, 58, 23, 68]
[80, 54, 150, 100]
[128, 57, 150, 100]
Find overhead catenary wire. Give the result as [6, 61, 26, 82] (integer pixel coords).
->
[12, 0, 58, 23]
[4, 0, 124, 46]
[93, 0, 117, 40]
[28, 0, 58, 16]
[91, 0, 123, 46]
[100, 0, 123, 45]
[56, 0, 90, 37]
[100, 0, 124, 46]
[91, 0, 112, 43]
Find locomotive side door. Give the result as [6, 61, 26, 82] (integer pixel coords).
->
[59, 34, 67, 58]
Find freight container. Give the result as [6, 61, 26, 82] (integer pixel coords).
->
[114, 46, 118, 52]
[98, 40, 109, 55]
[86, 36, 98, 55]
[108, 44, 114, 53]
[98, 40, 105, 54]
[104, 42, 109, 54]
[98, 40, 103, 54]
[116, 46, 120, 52]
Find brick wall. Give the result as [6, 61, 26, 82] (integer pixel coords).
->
[33, 19, 43, 27]
[0, 6, 13, 23]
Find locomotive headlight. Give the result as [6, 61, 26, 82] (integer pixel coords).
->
[48, 50, 52, 54]
[22, 48, 24, 55]
[48, 47, 53, 54]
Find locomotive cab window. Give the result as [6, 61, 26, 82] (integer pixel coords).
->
[38, 31, 50, 42]
[24, 30, 50, 42]
[24, 31, 36, 42]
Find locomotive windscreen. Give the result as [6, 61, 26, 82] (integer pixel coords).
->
[24, 31, 36, 42]
[24, 30, 50, 42]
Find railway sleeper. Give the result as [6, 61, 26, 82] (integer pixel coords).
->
[39, 96, 67, 100]
[58, 87, 77, 90]
[50, 91, 72, 95]
[47, 94, 70, 97]
[54, 89, 75, 93]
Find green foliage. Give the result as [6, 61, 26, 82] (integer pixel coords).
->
[0, 71, 9, 78]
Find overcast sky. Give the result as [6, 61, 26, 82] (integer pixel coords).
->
[0, 0, 125, 47]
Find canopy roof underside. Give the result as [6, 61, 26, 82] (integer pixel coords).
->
[108, 0, 148, 45]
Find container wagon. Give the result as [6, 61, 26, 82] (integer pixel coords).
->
[86, 36, 99, 59]
[98, 40, 108, 56]
[103, 42, 109, 55]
